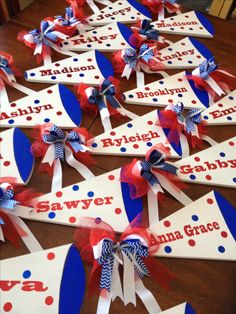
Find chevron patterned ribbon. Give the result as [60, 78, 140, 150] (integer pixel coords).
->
[173, 101, 185, 124]
[185, 108, 202, 134]
[42, 124, 66, 160]
[55, 7, 78, 26]
[139, 19, 160, 40]
[66, 130, 84, 153]
[141, 149, 178, 187]
[0, 188, 17, 209]
[199, 58, 217, 80]
[0, 55, 16, 86]
[29, 20, 58, 46]
[124, 44, 154, 70]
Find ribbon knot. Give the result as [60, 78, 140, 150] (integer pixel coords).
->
[185, 108, 202, 134]
[29, 20, 57, 45]
[42, 125, 66, 160]
[199, 59, 217, 80]
[56, 7, 78, 26]
[124, 44, 154, 70]
[141, 149, 178, 186]
[0, 188, 17, 209]
[66, 130, 84, 153]
[139, 19, 160, 40]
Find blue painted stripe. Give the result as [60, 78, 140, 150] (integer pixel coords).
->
[117, 22, 136, 49]
[185, 302, 197, 314]
[120, 169, 143, 224]
[188, 37, 213, 61]
[195, 11, 215, 37]
[186, 71, 210, 108]
[127, 0, 152, 19]
[59, 244, 85, 314]
[58, 84, 82, 127]
[95, 50, 114, 79]
[214, 191, 236, 241]
[13, 128, 34, 184]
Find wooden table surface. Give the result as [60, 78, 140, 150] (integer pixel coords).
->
[0, 1, 236, 313]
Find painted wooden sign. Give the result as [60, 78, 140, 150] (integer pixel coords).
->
[149, 191, 236, 260]
[0, 128, 34, 185]
[161, 302, 196, 314]
[0, 244, 85, 314]
[151, 10, 214, 38]
[24, 50, 114, 85]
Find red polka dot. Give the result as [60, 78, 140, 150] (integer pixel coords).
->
[45, 296, 54, 306]
[178, 57, 182, 61]
[229, 141, 234, 146]
[185, 15, 189, 18]
[110, 131, 116, 136]
[56, 191, 62, 197]
[178, 78, 183, 82]
[188, 239, 195, 247]
[55, 63, 60, 67]
[168, 99, 173, 103]
[26, 116, 32, 121]
[207, 198, 214, 204]
[180, 26, 184, 29]
[133, 144, 139, 149]
[221, 231, 228, 238]
[147, 120, 153, 125]
[115, 208, 122, 214]
[108, 27, 112, 30]
[3, 161, 10, 166]
[199, 27, 203, 30]
[181, 42, 186, 46]
[145, 87, 150, 91]
[10, 103, 16, 107]
[108, 175, 115, 180]
[164, 220, 171, 227]
[94, 76, 99, 79]
[87, 58, 92, 62]
[67, 74, 72, 77]
[69, 216, 76, 223]
[121, 42, 126, 46]
[197, 55, 202, 59]
[206, 175, 212, 181]
[191, 100, 196, 104]
[56, 111, 62, 115]
[218, 103, 223, 108]
[3, 302, 12, 312]
[0, 137, 2, 142]
[47, 90, 53, 94]
[47, 252, 55, 260]
[194, 157, 200, 162]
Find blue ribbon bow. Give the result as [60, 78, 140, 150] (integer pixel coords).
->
[185, 108, 202, 134]
[141, 149, 178, 186]
[124, 44, 154, 69]
[66, 130, 84, 153]
[0, 56, 13, 76]
[29, 20, 57, 45]
[139, 19, 160, 41]
[98, 238, 149, 291]
[0, 188, 17, 209]
[88, 79, 121, 112]
[55, 7, 78, 26]
[199, 58, 217, 80]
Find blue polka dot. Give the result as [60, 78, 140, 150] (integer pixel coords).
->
[106, 44, 111, 47]
[168, 48, 173, 51]
[152, 98, 158, 102]
[34, 99, 40, 104]
[44, 118, 50, 123]
[192, 215, 199, 221]
[128, 94, 134, 98]
[92, 143, 97, 148]
[130, 16, 135, 19]
[164, 246, 172, 253]
[88, 191, 94, 197]
[87, 44, 92, 48]
[233, 178, 236, 183]
[95, 217, 102, 224]
[178, 93, 183, 97]
[51, 76, 56, 80]
[188, 60, 193, 64]
[227, 116, 232, 121]
[220, 152, 225, 157]
[190, 174, 196, 180]
[23, 270, 31, 279]
[30, 73, 35, 76]
[203, 115, 208, 120]
[229, 96, 234, 100]
[189, 28, 193, 30]
[111, 17, 115, 20]
[120, 147, 126, 152]
[64, 42, 69, 45]
[127, 123, 133, 128]
[167, 61, 172, 64]
[92, 31, 97, 34]
[48, 212, 56, 219]
[73, 185, 79, 191]
[79, 73, 84, 77]
[73, 58, 78, 62]
[170, 28, 174, 31]
[218, 246, 225, 253]
[146, 142, 152, 147]
[8, 119, 14, 124]
[159, 81, 164, 84]
[108, 6, 112, 9]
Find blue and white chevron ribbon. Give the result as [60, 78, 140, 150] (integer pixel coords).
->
[199, 58, 217, 80]
[42, 124, 66, 160]
[0, 188, 17, 209]
[139, 20, 160, 40]
[185, 108, 202, 134]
